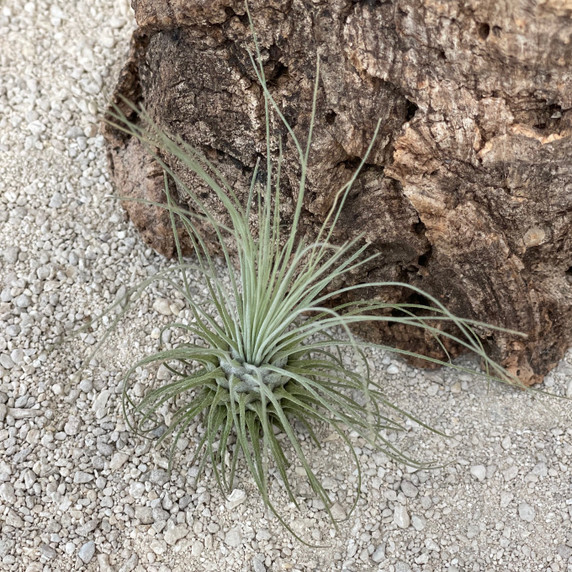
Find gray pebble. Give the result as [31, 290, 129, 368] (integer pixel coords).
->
[400, 480, 419, 498]
[0, 404, 6, 423]
[4, 247, 19, 264]
[153, 298, 172, 316]
[135, 506, 154, 524]
[330, 502, 347, 520]
[15, 294, 31, 308]
[64, 415, 81, 436]
[146, 468, 169, 486]
[5, 325, 20, 337]
[110, 452, 129, 470]
[78, 540, 95, 564]
[518, 502, 536, 522]
[411, 514, 426, 531]
[49, 193, 63, 209]
[393, 505, 410, 529]
[39, 544, 57, 560]
[253, 555, 266, 572]
[92, 389, 110, 419]
[74, 471, 94, 484]
[5, 510, 24, 528]
[224, 527, 242, 547]
[77, 519, 99, 537]
[118, 553, 139, 572]
[371, 544, 385, 563]
[164, 524, 188, 546]
[10, 349, 24, 364]
[0, 354, 14, 369]
[470, 465, 487, 481]
[152, 506, 170, 522]
[0, 482, 16, 504]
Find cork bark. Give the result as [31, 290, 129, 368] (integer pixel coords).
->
[104, 0, 572, 385]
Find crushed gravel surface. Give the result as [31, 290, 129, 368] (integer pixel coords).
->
[1, 1, 571, 571]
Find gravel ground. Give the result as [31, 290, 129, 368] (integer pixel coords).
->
[1, 1, 572, 571]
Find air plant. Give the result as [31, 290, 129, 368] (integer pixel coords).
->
[101, 22, 519, 543]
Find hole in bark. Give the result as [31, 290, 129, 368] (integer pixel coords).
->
[325, 110, 336, 125]
[390, 291, 433, 317]
[169, 28, 184, 43]
[405, 99, 418, 122]
[477, 23, 490, 40]
[492, 26, 502, 37]
[413, 221, 426, 235]
[566, 266, 572, 277]
[417, 249, 431, 267]
[267, 62, 288, 85]
[338, 156, 363, 170]
[534, 103, 563, 130]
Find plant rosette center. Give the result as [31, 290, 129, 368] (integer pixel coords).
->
[218, 352, 290, 404]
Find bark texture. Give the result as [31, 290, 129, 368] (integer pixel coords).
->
[104, 0, 572, 385]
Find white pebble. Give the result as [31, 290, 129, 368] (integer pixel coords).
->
[518, 502, 536, 522]
[153, 298, 172, 316]
[78, 541, 95, 564]
[226, 488, 247, 510]
[470, 465, 487, 481]
[393, 505, 410, 529]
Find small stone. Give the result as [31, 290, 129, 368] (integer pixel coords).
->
[129, 482, 145, 498]
[39, 544, 57, 560]
[6, 325, 21, 337]
[253, 555, 266, 572]
[164, 524, 188, 546]
[146, 468, 169, 486]
[0, 483, 16, 503]
[150, 540, 166, 555]
[64, 415, 81, 436]
[400, 481, 419, 498]
[226, 488, 247, 510]
[331, 502, 347, 520]
[387, 364, 399, 374]
[118, 553, 139, 572]
[74, 471, 94, 484]
[110, 452, 129, 471]
[97, 553, 113, 572]
[15, 294, 31, 308]
[0, 354, 14, 369]
[77, 519, 98, 537]
[153, 299, 172, 316]
[152, 506, 170, 522]
[371, 544, 386, 563]
[78, 378, 92, 392]
[92, 389, 110, 419]
[530, 462, 547, 478]
[10, 349, 24, 364]
[0, 403, 6, 422]
[78, 541, 95, 564]
[224, 527, 242, 547]
[411, 515, 426, 531]
[518, 502, 535, 522]
[135, 506, 154, 524]
[470, 465, 487, 481]
[393, 505, 410, 529]
[503, 466, 519, 481]
[49, 193, 63, 209]
[4, 247, 19, 264]
[500, 492, 513, 507]
[6, 510, 24, 528]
